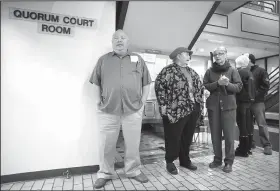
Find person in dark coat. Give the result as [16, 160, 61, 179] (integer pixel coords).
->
[235, 55, 255, 157]
[203, 46, 242, 173]
[247, 54, 272, 155]
[155, 47, 204, 175]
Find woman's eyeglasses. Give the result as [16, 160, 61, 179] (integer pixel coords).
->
[213, 52, 225, 57]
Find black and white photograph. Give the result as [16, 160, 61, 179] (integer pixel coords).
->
[1, 0, 279, 190]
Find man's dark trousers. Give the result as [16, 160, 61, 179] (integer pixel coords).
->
[250, 102, 272, 148]
[237, 102, 253, 136]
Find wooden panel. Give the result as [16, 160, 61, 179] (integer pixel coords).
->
[241, 12, 279, 38]
[207, 13, 228, 28]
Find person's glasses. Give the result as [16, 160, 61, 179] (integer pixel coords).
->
[213, 52, 225, 57]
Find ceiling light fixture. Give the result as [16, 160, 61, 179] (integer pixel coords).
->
[208, 39, 224, 43]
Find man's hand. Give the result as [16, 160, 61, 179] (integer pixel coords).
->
[140, 103, 145, 112]
[218, 75, 229, 86]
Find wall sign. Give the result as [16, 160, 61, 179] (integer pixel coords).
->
[9, 7, 97, 37]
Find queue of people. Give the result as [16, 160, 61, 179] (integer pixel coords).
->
[90, 30, 272, 188]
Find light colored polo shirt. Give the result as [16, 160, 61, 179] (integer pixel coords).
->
[90, 52, 152, 115]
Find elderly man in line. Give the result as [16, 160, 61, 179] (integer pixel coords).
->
[203, 46, 242, 173]
[235, 55, 255, 157]
[89, 30, 152, 188]
[155, 47, 204, 175]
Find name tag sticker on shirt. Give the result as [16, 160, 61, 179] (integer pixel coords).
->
[130, 56, 138, 63]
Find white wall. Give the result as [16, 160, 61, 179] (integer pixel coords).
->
[256, 59, 265, 69]
[254, 56, 279, 73]
[267, 56, 279, 73]
[189, 55, 208, 79]
[1, 1, 115, 175]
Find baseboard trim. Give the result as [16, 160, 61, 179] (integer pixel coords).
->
[1, 165, 100, 184]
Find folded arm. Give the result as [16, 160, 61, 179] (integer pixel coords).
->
[257, 70, 270, 97]
[89, 57, 103, 104]
[141, 84, 150, 104]
[226, 69, 243, 93]
[155, 68, 168, 115]
[203, 69, 219, 92]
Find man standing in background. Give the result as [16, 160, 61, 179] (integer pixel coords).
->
[90, 30, 152, 188]
[247, 54, 272, 155]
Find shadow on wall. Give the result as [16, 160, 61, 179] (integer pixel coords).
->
[78, 74, 101, 163]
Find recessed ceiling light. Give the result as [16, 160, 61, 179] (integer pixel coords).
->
[199, 48, 205, 52]
[208, 39, 224, 43]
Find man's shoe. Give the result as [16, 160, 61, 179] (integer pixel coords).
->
[209, 161, 222, 168]
[251, 142, 256, 149]
[131, 172, 149, 183]
[248, 150, 252, 155]
[166, 163, 178, 175]
[94, 178, 110, 189]
[235, 149, 249, 157]
[180, 163, 197, 171]
[222, 164, 232, 173]
[264, 147, 272, 155]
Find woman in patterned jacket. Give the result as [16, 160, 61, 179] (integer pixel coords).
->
[155, 47, 204, 175]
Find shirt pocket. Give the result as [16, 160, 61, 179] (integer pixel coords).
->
[131, 65, 142, 76]
[130, 68, 142, 90]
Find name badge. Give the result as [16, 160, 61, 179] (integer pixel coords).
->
[130, 56, 138, 63]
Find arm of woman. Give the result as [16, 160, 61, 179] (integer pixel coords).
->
[203, 69, 219, 92]
[226, 69, 243, 93]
